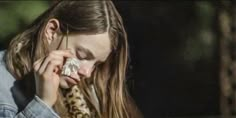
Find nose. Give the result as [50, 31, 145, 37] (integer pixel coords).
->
[77, 64, 94, 78]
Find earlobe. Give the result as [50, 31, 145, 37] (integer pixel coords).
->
[45, 18, 60, 45]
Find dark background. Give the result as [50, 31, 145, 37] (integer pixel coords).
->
[114, 1, 219, 117]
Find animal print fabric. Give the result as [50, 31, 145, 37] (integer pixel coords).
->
[62, 85, 96, 118]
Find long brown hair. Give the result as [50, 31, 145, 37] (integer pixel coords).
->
[4, 1, 142, 118]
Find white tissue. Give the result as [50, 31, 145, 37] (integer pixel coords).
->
[61, 58, 80, 76]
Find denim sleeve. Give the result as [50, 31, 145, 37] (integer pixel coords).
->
[0, 96, 60, 118]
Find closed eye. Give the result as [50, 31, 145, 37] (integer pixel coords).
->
[76, 46, 95, 60]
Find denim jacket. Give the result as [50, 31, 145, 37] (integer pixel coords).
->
[0, 50, 59, 118]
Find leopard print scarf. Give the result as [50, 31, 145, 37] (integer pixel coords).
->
[61, 85, 98, 118]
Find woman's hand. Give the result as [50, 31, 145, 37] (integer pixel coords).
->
[33, 49, 73, 107]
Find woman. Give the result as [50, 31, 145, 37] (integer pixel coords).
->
[0, 1, 142, 118]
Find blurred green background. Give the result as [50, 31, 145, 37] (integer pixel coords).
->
[0, 1, 50, 49]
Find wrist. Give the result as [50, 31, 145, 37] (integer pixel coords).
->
[35, 94, 54, 107]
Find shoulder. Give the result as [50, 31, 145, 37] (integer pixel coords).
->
[0, 50, 15, 82]
[0, 50, 18, 110]
[0, 50, 16, 87]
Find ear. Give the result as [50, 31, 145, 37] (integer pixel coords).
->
[44, 18, 60, 45]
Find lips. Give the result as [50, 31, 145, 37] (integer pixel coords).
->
[64, 76, 80, 85]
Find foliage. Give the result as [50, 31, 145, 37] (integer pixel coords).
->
[0, 1, 49, 44]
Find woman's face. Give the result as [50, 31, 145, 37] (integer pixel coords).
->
[49, 32, 111, 88]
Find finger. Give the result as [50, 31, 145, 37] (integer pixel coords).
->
[52, 50, 74, 58]
[54, 65, 62, 74]
[51, 55, 64, 68]
[35, 50, 73, 74]
[33, 57, 46, 72]
[38, 54, 64, 74]
[38, 49, 73, 72]
[44, 59, 64, 77]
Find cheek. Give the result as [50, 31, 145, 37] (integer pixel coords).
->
[80, 62, 95, 71]
[77, 61, 96, 77]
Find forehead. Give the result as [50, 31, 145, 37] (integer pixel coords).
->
[70, 32, 111, 61]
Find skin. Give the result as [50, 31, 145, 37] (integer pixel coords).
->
[33, 19, 111, 107]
